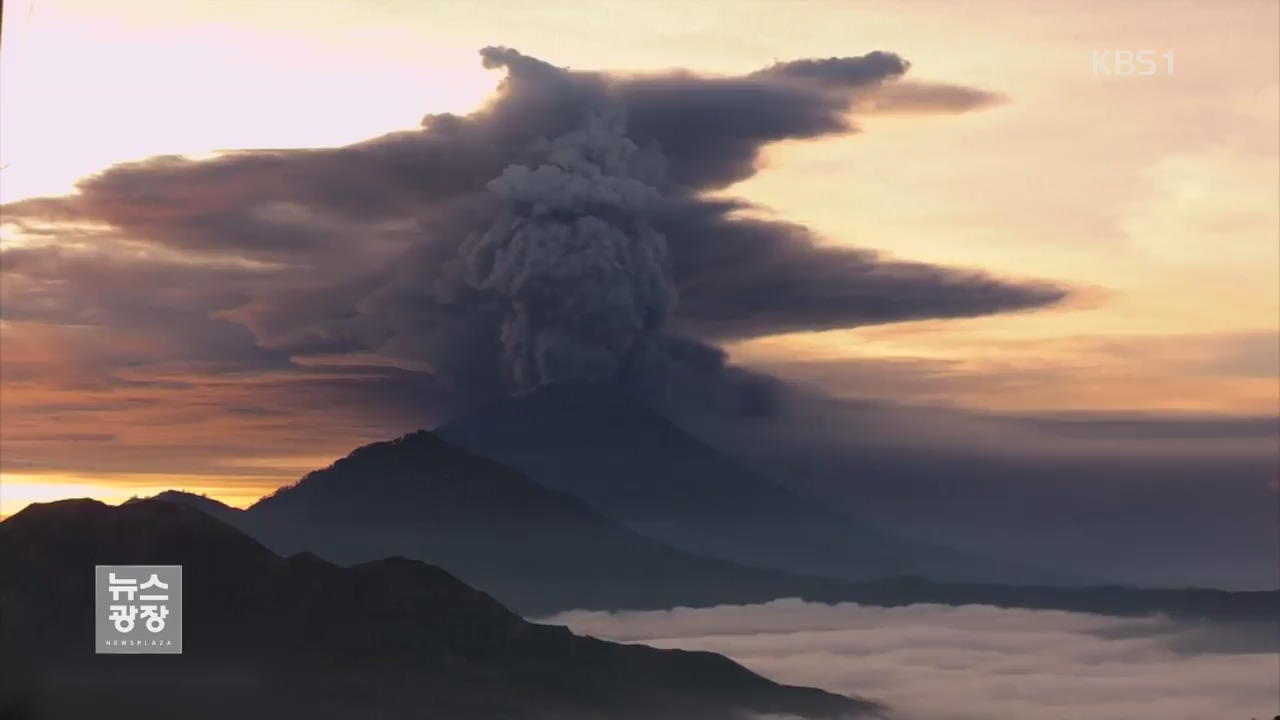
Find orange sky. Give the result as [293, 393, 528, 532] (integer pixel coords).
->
[1, 0, 1277, 517]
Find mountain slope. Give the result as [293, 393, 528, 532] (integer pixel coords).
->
[438, 382, 1006, 583]
[0, 499, 878, 720]
[159, 432, 859, 615]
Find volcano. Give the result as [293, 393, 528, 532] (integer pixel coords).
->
[439, 382, 998, 583]
[150, 430, 859, 615]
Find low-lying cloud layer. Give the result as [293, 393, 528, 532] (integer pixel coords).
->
[546, 599, 1280, 720]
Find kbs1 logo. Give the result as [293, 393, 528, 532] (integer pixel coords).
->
[1092, 50, 1174, 76]
[95, 565, 183, 654]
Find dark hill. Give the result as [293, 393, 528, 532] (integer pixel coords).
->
[0, 499, 878, 720]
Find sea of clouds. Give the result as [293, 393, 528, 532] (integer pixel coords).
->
[545, 599, 1279, 720]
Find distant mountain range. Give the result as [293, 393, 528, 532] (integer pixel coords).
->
[0, 499, 878, 720]
[142, 410, 1277, 622]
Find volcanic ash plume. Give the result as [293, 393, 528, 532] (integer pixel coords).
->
[461, 108, 678, 389]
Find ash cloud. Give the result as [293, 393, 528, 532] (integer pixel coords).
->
[1, 46, 1064, 405]
[461, 107, 676, 388]
[748, 52, 911, 87]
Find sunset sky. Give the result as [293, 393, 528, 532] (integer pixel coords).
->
[2, 0, 1277, 517]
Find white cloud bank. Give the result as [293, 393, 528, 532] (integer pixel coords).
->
[543, 600, 1279, 720]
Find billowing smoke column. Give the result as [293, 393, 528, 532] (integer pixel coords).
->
[461, 108, 677, 389]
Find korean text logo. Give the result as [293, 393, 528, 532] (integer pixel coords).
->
[95, 565, 183, 654]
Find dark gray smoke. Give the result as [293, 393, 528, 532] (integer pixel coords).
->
[749, 51, 910, 86]
[462, 108, 676, 388]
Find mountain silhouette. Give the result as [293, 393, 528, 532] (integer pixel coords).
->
[0, 499, 879, 720]
[438, 382, 1009, 583]
[146, 423, 1278, 622]
[150, 431, 859, 615]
